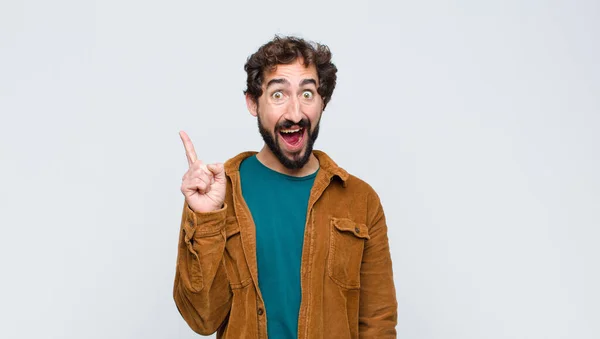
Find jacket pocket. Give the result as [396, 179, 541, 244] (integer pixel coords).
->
[328, 217, 370, 289]
[223, 217, 253, 289]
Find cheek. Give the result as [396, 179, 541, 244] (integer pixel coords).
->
[260, 107, 283, 128]
[304, 105, 322, 122]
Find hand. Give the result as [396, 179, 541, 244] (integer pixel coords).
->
[179, 131, 226, 213]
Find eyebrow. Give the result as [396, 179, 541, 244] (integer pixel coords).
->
[300, 79, 317, 87]
[266, 78, 288, 88]
[266, 78, 318, 89]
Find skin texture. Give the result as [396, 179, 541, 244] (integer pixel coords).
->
[246, 58, 324, 177]
[179, 131, 226, 213]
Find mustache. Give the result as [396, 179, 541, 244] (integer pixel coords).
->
[278, 118, 310, 130]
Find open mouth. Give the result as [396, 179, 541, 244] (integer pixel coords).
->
[279, 127, 305, 149]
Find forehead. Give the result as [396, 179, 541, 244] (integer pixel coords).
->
[263, 59, 318, 86]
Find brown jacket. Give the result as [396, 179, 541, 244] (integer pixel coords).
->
[173, 150, 397, 338]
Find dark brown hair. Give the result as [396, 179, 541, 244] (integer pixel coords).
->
[243, 35, 338, 109]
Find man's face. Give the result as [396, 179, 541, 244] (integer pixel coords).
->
[248, 58, 324, 170]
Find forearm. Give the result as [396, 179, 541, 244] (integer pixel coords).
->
[173, 201, 232, 335]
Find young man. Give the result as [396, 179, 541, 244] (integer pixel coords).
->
[174, 36, 397, 338]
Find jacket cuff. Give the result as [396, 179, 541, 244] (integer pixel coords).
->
[182, 203, 228, 242]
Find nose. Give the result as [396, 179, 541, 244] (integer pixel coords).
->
[287, 95, 303, 123]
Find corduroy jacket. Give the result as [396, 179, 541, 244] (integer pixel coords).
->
[173, 150, 397, 338]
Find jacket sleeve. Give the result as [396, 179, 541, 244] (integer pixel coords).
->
[173, 201, 232, 335]
[359, 194, 398, 338]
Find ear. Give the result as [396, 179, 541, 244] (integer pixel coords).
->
[246, 93, 258, 117]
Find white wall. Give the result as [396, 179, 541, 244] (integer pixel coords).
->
[1, 0, 598, 338]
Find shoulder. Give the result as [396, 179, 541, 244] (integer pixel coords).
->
[343, 173, 383, 206]
[314, 149, 382, 203]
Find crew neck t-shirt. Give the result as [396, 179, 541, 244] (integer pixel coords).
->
[239, 155, 318, 339]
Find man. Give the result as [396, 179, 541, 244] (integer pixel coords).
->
[173, 36, 397, 338]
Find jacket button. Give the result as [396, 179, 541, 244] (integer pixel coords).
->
[257, 308, 264, 315]
[355, 227, 360, 234]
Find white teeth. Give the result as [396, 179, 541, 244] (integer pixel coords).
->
[280, 128, 302, 134]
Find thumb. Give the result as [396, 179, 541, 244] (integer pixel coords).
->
[207, 163, 225, 181]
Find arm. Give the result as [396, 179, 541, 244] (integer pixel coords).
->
[359, 194, 398, 338]
[173, 202, 232, 335]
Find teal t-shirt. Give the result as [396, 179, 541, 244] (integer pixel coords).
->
[239, 155, 318, 339]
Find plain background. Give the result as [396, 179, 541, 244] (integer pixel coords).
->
[1, 0, 598, 338]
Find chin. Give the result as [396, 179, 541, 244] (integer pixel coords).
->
[279, 148, 312, 170]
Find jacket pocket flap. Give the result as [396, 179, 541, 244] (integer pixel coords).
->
[331, 217, 370, 240]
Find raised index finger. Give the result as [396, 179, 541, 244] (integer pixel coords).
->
[179, 131, 198, 167]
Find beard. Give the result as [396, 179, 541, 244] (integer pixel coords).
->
[257, 112, 321, 170]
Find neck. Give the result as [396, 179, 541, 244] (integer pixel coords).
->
[256, 145, 319, 177]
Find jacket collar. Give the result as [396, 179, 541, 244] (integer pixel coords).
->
[224, 150, 349, 187]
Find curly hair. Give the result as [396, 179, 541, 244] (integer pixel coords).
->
[243, 35, 338, 110]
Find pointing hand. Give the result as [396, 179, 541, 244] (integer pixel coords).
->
[179, 131, 226, 213]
